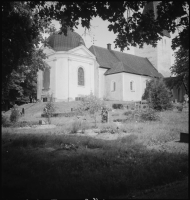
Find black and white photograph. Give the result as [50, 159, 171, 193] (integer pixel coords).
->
[2, 1, 189, 199]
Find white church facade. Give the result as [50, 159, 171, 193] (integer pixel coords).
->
[37, 2, 171, 103]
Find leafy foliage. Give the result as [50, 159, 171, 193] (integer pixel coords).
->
[2, 113, 11, 127]
[2, 2, 55, 101]
[10, 104, 20, 123]
[170, 47, 189, 95]
[139, 108, 160, 121]
[77, 93, 104, 127]
[69, 121, 81, 134]
[43, 94, 55, 124]
[27, 1, 188, 51]
[112, 104, 124, 109]
[142, 78, 173, 111]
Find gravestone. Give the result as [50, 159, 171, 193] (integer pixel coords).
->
[180, 132, 189, 143]
[39, 120, 46, 125]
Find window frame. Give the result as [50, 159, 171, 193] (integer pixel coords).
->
[111, 81, 116, 92]
[78, 66, 85, 86]
[43, 67, 50, 90]
[130, 80, 135, 92]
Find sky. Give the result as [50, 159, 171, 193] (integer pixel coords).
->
[51, 17, 178, 66]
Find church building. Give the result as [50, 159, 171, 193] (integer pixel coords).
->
[37, 2, 172, 103]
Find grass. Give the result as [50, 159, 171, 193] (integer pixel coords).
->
[2, 131, 188, 199]
[2, 102, 189, 198]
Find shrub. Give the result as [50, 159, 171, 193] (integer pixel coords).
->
[113, 119, 123, 122]
[140, 108, 159, 121]
[76, 93, 104, 127]
[99, 123, 119, 134]
[2, 113, 11, 127]
[81, 120, 88, 133]
[142, 78, 173, 111]
[123, 110, 133, 116]
[112, 104, 123, 109]
[176, 104, 183, 112]
[69, 120, 81, 134]
[43, 94, 55, 124]
[10, 104, 20, 123]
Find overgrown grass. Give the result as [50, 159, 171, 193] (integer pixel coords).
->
[2, 109, 188, 198]
[2, 128, 188, 199]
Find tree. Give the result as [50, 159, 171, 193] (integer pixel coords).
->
[43, 94, 55, 124]
[170, 47, 189, 95]
[27, 1, 188, 51]
[77, 94, 104, 127]
[142, 78, 173, 111]
[2, 49, 47, 103]
[2, 1, 54, 93]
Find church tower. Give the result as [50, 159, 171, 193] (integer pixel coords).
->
[134, 1, 171, 77]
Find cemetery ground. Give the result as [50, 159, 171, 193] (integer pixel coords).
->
[2, 101, 189, 199]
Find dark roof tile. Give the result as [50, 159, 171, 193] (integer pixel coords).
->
[89, 45, 162, 78]
[47, 30, 85, 51]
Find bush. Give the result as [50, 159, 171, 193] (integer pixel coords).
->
[176, 104, 183, 112]
[142, 78, 173, 111]
[123, 110, 133, 116]
[99, 123, 119, 134]
[140, 108, 159, 121]
[43, 94, 55, 124]
[113, 119, 123, 122]
[76, 93, 104, 127]
[2, 113, 11, 127]
[112, 104, 123, 109]
[10, 104, 20, 123]
[69, 120, 81, 134]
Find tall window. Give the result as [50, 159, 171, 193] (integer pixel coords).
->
[78, 67, 84, 86]
[43, 67, 50, 90]
[130, 81, 134, 91]
[111, 81, 116, 92]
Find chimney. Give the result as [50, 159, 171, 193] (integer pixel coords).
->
[107, 43, 111, 50]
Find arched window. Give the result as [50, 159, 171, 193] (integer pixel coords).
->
[43, 67, 50, 90]
[78, 67, 84, 86]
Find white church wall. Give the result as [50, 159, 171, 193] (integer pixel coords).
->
[37, 58, 57, 101]
[105, 73, 123, 101]
[135, 36, 171, 78]
[98, 68, 107, 99]
[54, 58, 69, 101]
[123, 73, 151, 101]
[41, 46, 96, 102]
[48, 60, 56, 97]
[67, 58, 95, 101]
[37, 70, 43, 100]
[157, 36, 171, 77]
[94, 61, 100, 98]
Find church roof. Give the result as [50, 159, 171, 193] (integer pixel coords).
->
[143, 1, 171, 38]
[47, 29, 85, 51]
[89, 45, 162, 78]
